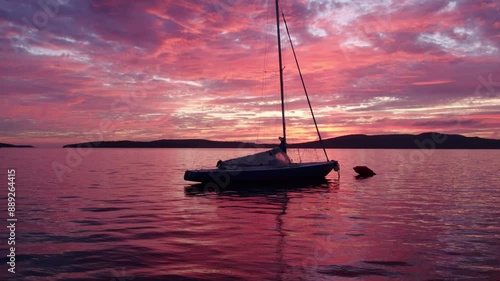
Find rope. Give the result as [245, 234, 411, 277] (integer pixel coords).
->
[281, 12, 329, 161]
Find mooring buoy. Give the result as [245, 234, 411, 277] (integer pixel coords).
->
[353, 166, 376, 177]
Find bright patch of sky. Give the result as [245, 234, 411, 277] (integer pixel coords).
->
[391, 96, 500, 115]
[319, 96, 400, 112]
[153, 76, 203, 87]
[418, 32, 498, 57]
[307, 0, 393, 26]
[308, 26, 328, 37]
[439, 1, 457, 13]
[20, 45, 90, 62]
[340, 36, 372, 48]
[453, 27, 474, 37]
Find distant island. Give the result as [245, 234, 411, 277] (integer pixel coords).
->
[291, 133, 500, 149]
[63, 139, 270, 148]
[63, 133, 499, 149]
[0, 142, 34, 148]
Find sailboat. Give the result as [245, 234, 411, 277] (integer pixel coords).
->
[184, 0, 339, 185]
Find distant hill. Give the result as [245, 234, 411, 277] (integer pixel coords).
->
[0, 143, 34, 148]
[63, 139, 273, 148]
[62, 133, 499, 149]
[293, 132, 500, 149]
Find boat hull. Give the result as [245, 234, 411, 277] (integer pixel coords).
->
[184, 161, 337, 185]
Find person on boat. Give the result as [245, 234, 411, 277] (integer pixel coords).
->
[278, 136, 287, 153]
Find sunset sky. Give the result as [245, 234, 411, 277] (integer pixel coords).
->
[0, 0, 499, 147]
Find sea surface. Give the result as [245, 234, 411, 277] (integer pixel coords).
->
[0, 148, 499, 281]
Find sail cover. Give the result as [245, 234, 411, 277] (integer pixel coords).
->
[217, 147, 291, 169]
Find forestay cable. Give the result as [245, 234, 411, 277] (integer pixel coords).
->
[281, 12, 329, 161]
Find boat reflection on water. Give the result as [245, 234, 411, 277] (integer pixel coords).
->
[184, 178, 339, 196]
[183, 178, 341, 280]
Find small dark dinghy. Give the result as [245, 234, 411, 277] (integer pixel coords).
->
[353, 166, 376, 177]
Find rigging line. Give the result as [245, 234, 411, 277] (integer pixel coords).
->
[275, 0, 286, 146]
[281, 12, 329, 162]
[257, 0, 272, 143]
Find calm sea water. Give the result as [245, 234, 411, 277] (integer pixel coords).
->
[0, 148, 499, 280]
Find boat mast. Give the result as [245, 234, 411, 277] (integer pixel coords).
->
[275, 0, 286, 145]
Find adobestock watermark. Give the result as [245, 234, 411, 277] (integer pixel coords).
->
[287, 233, 338, 278]
[6, 0, 68, 53]
[197, 142, 268, 193]
[390, 72, 499, 187]
[474, 72, 499, 139]
[51, 64, 163, 182]
[390, 132, 450, 189]
[475, 73, 500, 98]
[339, 11, 392, 62]
[207, 0, 268, 17]
[110, 267, 135, 281]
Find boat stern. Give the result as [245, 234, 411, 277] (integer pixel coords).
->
[331, 160, 340, 172]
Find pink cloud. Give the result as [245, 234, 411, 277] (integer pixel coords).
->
[412, 80, 454, 86]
